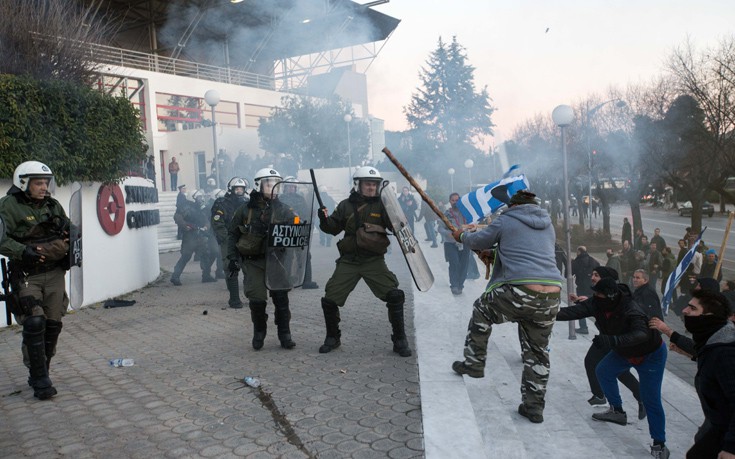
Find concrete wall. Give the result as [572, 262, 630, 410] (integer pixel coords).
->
[0, 177, 160, 328]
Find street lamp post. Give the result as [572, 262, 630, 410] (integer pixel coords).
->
[448, 168, 455, 193]
[204, 89, 221, 190]
[344, 114, 352, 186]
[552, 104, 577, 341]
[464, 159, 474, 192]
[585, 99, 626, 231]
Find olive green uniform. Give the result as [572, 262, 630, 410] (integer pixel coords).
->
[317, 191, 411, 356]
[227, 191, 296, 349]
[0, 187, 71, 399]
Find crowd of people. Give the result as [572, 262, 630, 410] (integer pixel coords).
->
[1, 159, 733, 458]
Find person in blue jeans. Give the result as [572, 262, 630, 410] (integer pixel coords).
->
[556, 277, 670, 459]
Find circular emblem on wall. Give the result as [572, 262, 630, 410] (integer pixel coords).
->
[97, 184, 126, 235]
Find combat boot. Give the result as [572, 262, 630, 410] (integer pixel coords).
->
[225, 277, 243, 309]
[23, 316, 57, 400]
[386, 289, 412, 357]
[272, 291, 295, 349]
[249, 300, 268, 350]
[44, 320, 63, 370]
[319, 298, 341, 353]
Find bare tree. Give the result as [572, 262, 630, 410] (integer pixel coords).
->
[0, 0, 114, 83]
[669, 37, 735, 206]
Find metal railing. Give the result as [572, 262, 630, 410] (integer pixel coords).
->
[86, 42, 277, 91]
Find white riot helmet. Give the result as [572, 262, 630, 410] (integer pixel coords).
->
[13, 161, 54, 192]
[191, 189, 206, 203]
[352, 166, 382, 193]
[253, 168, 282, 194]
[215, 189, 227, 199]
[227, 177, 249, 195]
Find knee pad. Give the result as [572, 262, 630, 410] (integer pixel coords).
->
[23, 315, 46, 334]
[385, 289, 404, 305]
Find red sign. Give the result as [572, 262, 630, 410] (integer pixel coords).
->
[97, 184, 125, 235]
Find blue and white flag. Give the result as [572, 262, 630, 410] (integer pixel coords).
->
[455, 167, 530, 224]
[662, 228, 706, 314]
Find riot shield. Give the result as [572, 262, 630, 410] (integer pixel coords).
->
[0, 213, 4, 242]
[69, 182, 83, 310]
[265, 181, 315, 291]
[380, 183, 434, 291]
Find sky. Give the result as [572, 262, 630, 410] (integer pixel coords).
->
[365, 0, 735, 146]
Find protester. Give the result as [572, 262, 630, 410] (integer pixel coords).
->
[397, 186, 418, 233]
[556, 277, 669, 458]
[680, 290, 735, 459]
[450, 190, 562, 424]
[571, 246, 599, 334]
[437, 193, 471, 295]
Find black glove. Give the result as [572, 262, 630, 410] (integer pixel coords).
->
[228, 259, 240, 277]
[318, 207, 329, 223]
[592, 334, 618, 349]
[22, 246, 43, 264]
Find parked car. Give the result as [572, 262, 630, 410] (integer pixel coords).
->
[678, 201, 714, 217]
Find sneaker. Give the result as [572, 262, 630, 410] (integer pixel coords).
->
[431, 243, 438, 248]
[638, 402, 647, 420]
[587, 395, 607, 406]
[592, 407, 627, 426]
[451, 287, 460, 295]
[518, 403, 543, 423]
[650, 444, 670, 459]
[451, 361, 484, 378]
[575, 328, 589, 335]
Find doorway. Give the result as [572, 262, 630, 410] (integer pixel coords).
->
[195, 151, 207, 189]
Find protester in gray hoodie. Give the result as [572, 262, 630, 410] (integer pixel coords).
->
[450, 190, 562, 424]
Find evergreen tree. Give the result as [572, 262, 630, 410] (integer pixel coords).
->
[403, 36, 495, 185]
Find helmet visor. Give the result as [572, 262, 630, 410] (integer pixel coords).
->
[260, 177, 281, 198]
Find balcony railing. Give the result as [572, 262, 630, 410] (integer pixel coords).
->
[86, 42, 277, 91]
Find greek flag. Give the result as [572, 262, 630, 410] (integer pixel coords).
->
[662, 228, 706, 314]
[455, 166, 529, 224]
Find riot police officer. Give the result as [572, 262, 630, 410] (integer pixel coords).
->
[171, 190, 215, 285]
[211, 177, 249, 308]
[0, 161, 72, 400]
[227, 168, 296, 350]
[317, 166, 412, 357]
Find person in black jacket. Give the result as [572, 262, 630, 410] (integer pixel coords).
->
[680, 290, 735, 459]
[632, 269, 664, 320]
[556, 277, 670, 459]
[570, 266, 646, 419]
[571, 246, 599, 334]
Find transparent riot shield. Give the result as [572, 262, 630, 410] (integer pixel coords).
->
[69, 182, 83, 310]
[265, 181, 315, 291]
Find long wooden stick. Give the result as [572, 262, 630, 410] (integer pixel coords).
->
[382, 147, 491, 279]
[382, 147, 456, 232]
[714, 211, 734, 279]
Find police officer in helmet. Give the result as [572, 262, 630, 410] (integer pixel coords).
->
[317, 166, 412, 357]
[0, 161, 73, 400]
[211, 177, 249, 308]
[227, 168, 297, 350]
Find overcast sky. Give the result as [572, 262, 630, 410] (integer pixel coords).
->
[366, 0, 735, 146]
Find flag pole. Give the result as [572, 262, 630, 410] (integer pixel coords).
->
[714, 211, 734, 279]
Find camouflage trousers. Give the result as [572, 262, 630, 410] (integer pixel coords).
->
[463, 284, 559, 413]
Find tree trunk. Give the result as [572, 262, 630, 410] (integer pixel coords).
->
[629, 199, 643, 237]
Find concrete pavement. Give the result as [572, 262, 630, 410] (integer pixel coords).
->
[0, 224, 705, 458]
